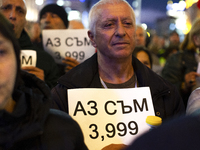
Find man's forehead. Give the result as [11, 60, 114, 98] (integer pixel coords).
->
[0, 0, 26, 9]
[97, 4, 134, 20]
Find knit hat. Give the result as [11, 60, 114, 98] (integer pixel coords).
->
[39, 4, 69, 28]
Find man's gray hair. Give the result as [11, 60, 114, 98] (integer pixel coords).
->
[88, 0, 135, 34]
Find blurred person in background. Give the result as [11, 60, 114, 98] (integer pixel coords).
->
[25, 21, 41, 44]
[162, 18, 200, 107]
[0, 0, 59, 89]
[38, 4, 80, 75]
[133, 46, 152, 69]
[169, 30, 180, 47]
[135, 25, 146, 47]
[0, 12, 88, 150]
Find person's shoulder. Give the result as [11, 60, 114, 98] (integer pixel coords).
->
[127, 115, 200, 150]
[42, 109, 88, 150]
[47, 109, 76, 124]
[44, 109, 84, 139]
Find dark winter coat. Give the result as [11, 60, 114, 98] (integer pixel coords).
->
[161, 50, 198, 107]
[0, 71, 88, 150]
[51, 53, 185, 121]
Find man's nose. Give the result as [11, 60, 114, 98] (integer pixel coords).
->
[115, 23, 126, 37]
[9, 9, 16, 20]
[44, 14, 51, 22]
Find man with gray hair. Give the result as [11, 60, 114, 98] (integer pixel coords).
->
[51, 0, 185, 121]
[0, 0, 59, 89]
[136, 25, 147, 47]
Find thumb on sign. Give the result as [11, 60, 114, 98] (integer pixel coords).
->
[101, 143, 127, 150]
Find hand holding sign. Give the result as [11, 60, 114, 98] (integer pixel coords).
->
[22, 66, 44, 81]
[62, 56, 80, 72]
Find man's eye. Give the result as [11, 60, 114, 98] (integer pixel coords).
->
[0, 6, 10, 10]
[105, 23, 113, 27]
[52, 14, 59, 18]
[0, 50, 6, 56]
[124, 22, 132, 26]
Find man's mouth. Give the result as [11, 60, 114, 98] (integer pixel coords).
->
[112, 41, 129, 46]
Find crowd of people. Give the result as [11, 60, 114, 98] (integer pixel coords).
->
[0, 0, 200, 149]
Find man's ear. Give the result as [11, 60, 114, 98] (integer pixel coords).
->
[88, 30, 97, 48]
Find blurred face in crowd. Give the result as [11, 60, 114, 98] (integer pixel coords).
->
[136, 50, 151, 68]
[0, 0, 27, 39]
[88, 2, 136, 60]
[169, 33, 180, 45]
[40, 12, 66, 30]
[0, 33, 17, 110]
[136, 27, 146, 46]
[193, 34, 200, 48]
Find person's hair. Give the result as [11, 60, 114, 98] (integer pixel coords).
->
[136, 25, 147, 38]
[88, 0, 135, 34]
[0, 13, 21, 90]
[169, 30, 179, 37]
[180, 18, 200, 51]
[133, 46, 153, 69]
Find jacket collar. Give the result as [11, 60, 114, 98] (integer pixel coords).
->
[58, 53, 170, 96]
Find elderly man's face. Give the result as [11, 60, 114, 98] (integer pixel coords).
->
[88, 2, 136, 60]
[40, 12, 66, 30]
[0, 0, 26, 39]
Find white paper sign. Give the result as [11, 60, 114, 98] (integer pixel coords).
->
[68, 87, 155, 150]
[42, 29, 96, 64]
[20, 50, 37, 67]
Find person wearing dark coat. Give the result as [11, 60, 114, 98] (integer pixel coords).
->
[0, 12, 88, 150]
[51, 0, 185, 121]
[0, 0, 60, 89]
[162, 18, 200, 107]
[18, 29, 59, 89]
[51, 53, 185, 121]
[125, 114, 200, 150]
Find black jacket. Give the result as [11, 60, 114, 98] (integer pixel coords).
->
[51, 53, 185, 121]
[0, 71, 88, 150]
[161, 50, 198, 107]
[18, 30, 59, 89]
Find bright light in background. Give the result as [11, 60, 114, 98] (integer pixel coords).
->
[141, 23, 147, 30]
[183, 22, 192, 34]
[166, 1, 186, 11]
[132, 1, 139, 7]
[169, 23, 176, 30]
[65, 7, 71, 13]
[176, 18, 186, 30]
[185, 0, 198, 9]
[68, 10, 81, 21]
[65, 1, 71, 7]
[82, 11, 89, 29]
[35, 0, 43, 6]
[26, 8, 38, 21]
[57, 0, 64, 6]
